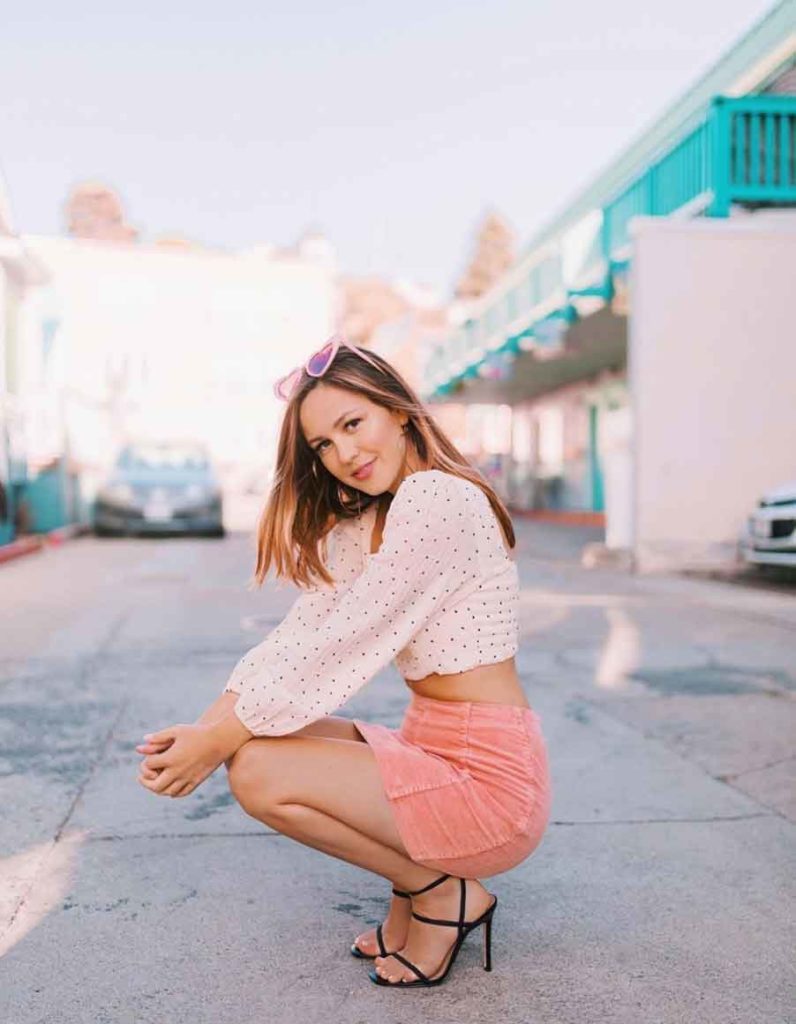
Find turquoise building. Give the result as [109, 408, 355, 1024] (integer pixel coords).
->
[421, 2, 796, 525]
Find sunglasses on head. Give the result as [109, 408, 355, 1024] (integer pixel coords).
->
[273, 333, 382, 402]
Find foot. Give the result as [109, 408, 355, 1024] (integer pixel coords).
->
[352, 889, 412, 957]
[372, 876, 494, 984]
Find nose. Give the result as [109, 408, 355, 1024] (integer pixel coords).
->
[336, 438, 360, 464]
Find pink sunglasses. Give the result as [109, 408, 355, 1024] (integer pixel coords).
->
[273, 333, 382, 401]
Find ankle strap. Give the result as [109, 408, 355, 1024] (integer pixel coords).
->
[411, 878, 468, 938]
[406, 872, 451, 897]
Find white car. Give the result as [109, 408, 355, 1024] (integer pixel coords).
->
[740, 479, 796, 568]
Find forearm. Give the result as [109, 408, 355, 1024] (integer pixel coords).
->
[193, 691, 253, 760]
[206, 707, 254, 760]
[194, 690, 239, 727]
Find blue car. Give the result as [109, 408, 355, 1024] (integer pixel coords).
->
[93, 441, 225, 537]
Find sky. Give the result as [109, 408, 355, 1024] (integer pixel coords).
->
[0, 0, 779, 296]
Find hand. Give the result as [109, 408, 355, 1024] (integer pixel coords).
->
[135, 736, 173, 782]
[136, 724, 226, 798]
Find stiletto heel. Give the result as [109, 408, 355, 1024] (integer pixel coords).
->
[368, 876, 498, 987]
[350, 886, 412, 959]
[482, 904, 494, 971]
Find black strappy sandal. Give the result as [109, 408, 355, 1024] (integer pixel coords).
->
[350, 873, 466, 959]
[350, 886, 411, 959]
[367, 874, 498, 987]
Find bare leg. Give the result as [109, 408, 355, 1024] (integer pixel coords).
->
[265, 716, 415, 952]
[289, 715, 367, 743]
[226, 733, 442, 892]
[226, 734, 494, 980]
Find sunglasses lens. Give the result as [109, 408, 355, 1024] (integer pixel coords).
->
[307, 342, 335, 376]
[275, 368, 302, 400]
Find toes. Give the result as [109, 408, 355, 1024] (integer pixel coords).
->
[374, 957, 402, 983]
[355, 932, 376, 955]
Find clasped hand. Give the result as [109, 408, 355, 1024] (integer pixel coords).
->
[136, 723, 226, 798]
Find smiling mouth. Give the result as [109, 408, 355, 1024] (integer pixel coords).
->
[352, 459, 376, 478]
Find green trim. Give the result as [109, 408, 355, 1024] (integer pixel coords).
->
[518, 0, 796, 261]
[589, 406, 605, 513]
[425, 92, 796, 396]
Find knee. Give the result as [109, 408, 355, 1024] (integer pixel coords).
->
[225, 744, 281, 820]
[225, 744, 260, 805]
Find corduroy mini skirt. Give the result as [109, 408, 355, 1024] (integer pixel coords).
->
[352, 691, 551, 878]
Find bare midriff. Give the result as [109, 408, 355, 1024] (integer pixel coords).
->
[405, 657, 529, 709]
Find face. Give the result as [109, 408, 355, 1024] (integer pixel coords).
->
[299, 384, 415, 495]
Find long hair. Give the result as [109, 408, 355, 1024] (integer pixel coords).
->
[250, 345, 516, 590]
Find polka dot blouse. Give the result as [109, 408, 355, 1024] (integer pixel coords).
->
[223, 469, 520, 736]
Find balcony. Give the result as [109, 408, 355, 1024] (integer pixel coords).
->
[426, 94, 796, 399]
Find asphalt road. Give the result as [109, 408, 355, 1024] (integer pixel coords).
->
[1, 522, 794, 1023]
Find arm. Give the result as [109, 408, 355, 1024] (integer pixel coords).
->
[222, 521, 353, 698]
[137, 527, 350, 788]
[195, 690, 239, 726]
[226, 471, 477, 737]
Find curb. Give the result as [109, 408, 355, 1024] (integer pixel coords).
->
[0, 523, 89, 566]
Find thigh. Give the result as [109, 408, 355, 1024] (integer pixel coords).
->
[226, 734, 410, 857]
[290, 715, 366, 742]
[223, 716, 363, 771]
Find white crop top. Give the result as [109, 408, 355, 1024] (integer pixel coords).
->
[222, 469, 520, 736]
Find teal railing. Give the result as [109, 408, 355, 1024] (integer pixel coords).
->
[606, 96, 796, 255]
[428, 94, 796, 397]
[715, 95, 796, 214]
[604, 117, 711, 256]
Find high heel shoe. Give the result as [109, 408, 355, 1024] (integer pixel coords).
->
[368, 874, 498, 987]
[350, 874, 458, 959]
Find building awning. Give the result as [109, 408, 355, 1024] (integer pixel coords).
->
[430, 305, 627, 406]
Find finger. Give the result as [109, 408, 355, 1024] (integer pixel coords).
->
[144, 753, 172, 770]
[164, 778, 189, 797]
[135, 741, 172, 754]
[140, 767, 178, 794]
[153, 768, 180, 794]
[143, 727, 179, 744]
[140, 765, 161, 780]
[172, 780, 195, 798]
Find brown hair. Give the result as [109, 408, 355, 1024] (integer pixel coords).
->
[250, 346, 516, 590]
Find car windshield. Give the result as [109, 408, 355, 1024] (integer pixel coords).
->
[116, 444, 209, 472]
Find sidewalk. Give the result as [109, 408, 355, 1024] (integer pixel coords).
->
[0, 523, 88, 565]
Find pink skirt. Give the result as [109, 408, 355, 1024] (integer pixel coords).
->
[352, 692, 551, 878]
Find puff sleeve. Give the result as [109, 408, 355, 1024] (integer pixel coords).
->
[222, 520, 356, 695]
[225, 470, 478, 736]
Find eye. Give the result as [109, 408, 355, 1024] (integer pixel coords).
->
[314, 418, 361, 455]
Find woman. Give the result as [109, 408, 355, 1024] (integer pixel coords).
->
[136, 334, 551, 988]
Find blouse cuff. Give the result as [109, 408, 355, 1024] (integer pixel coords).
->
[229, 666, 305, 737]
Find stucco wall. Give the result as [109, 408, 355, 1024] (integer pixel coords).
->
[630, 213, 796, 571]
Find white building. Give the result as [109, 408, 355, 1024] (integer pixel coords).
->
[23, 234, 338, 509]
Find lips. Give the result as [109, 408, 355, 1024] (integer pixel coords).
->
[352, 458, 376, 480]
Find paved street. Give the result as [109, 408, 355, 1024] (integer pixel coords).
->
[1, 520, 794, 1023]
